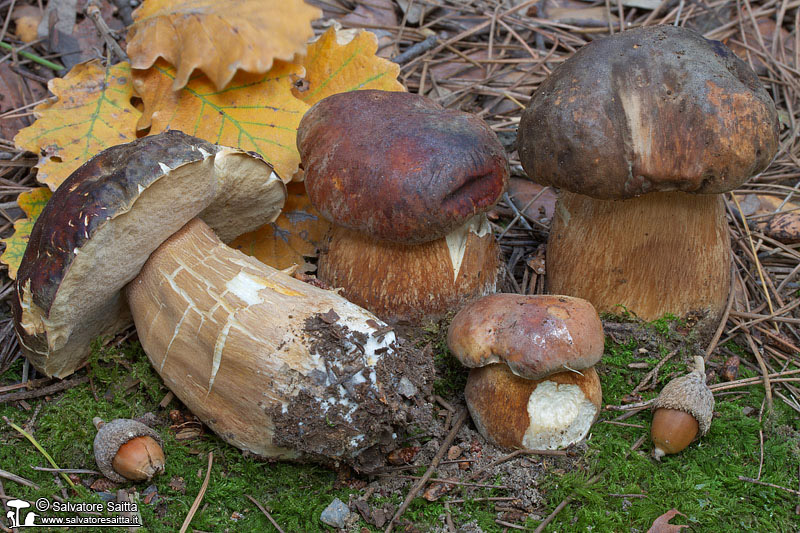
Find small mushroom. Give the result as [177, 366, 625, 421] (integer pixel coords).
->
[651, 356, 714, 460]
[93, 418, 165, 483]
[517, 25, 780, 339]
[447, 294, 604, 450]
[14, 132, 434, 468]
[298, 90, 509, 323]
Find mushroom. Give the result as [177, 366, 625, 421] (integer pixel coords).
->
[14, 131, 434, 468]
[517, 25, 780, 338]
[13, 130, 286, 378]
[297, 90, 509, 323]
[447, 294, 604, 450]
[93, 418, 165, 482]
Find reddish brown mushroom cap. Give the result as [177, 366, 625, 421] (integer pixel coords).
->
[518, 25, 779, 200]
[13, 131, 286, 378]
[298, 90, 509, 243]
[447, 294, 604, 380]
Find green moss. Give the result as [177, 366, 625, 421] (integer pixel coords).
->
[2, 320, 798, 532]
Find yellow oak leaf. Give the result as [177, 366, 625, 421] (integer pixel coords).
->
[230, 181, 330, 269]
[134, 59, 309, 180]
[294, 27, 405, 106]
[127, 0, 321, 91]
[14, 61, 139, 190]
[0, 188, 52, 279]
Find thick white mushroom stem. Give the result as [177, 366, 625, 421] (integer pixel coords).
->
[318, 214, 499, 324]
[125, 218, 431, 467]
[547, 191, 730, 338]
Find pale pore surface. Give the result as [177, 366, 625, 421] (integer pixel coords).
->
[522, 381, 598, 450]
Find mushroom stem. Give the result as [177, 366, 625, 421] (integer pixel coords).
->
[547, 191, 730, 339]
[125, 218, 431, 467]
[318, 214, 499, 323]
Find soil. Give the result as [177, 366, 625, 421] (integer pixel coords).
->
[268, 313, 436, 472]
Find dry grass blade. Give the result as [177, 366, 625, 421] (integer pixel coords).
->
[179, 452, 213, 533]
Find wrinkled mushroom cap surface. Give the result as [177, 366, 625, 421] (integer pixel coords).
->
[518, 25, 779, 200]
[13, 131, 286, 378]
[447, 294, 604, 380]
[93, 419, 164, 483]
[298, 90, 509, 243]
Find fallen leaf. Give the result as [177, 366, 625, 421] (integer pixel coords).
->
[724, 18, 794, 75]
[127, 0, 321, 91]
[721, 355, 740, 382]
[230, 181, 330, 269]
[763, 211, 800, 244]
[647, 509, 689, 533]
[0, 63, 45, 141]
[134, 58, 308, 180]
[0, 188, 53, 279]
[12, 5, 42, 43]
[293, 27, 404, 107]
[341, 0, 398, 59]
[14, 61, 139, 190]
[507, 178, 557, 222]
[423, 480, 455, 501]
[387, 446, 419, 465]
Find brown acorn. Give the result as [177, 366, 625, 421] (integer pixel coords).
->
[93, 418, 165, 482]
[651, 356, 714, 460]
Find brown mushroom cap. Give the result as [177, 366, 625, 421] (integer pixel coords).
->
[466, 364, 602, 450]
[447, 294, 604, 380]
[298, 90, 509, 243]
[13, 131, 286, 378]
[518, 25, 779, 200]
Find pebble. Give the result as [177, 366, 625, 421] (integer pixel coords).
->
[397, 377, 418, 398]
[320, 498, 350, 529]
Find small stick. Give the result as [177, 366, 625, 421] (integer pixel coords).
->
[0, 376, 89, 403]
[85, 2, 128, 62]
[496, 519, 526, 530]
[385, 410, 467, 533]
[392, 34, 438, 65]
[0, 468, 39, 489]
[31, 467, 100, 475]
[757, 397, 765, 479]
[738, 476, 800, 496]
[632, 350, 677, 393]
[533, 472, 603, 533]
[245, 494, 285, 533]
[179, 452, 213, 533]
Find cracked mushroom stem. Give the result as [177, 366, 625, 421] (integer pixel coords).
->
[125, 217, 430, 464]
[518, 25, 779, 340]
[448, 294, 605, 450]
[298, 90, 509, 323]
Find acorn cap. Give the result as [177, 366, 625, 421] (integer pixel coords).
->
[298, 90, 509, 244]
[93, 418, 164, 483]
[518, 25, 779, 200]
[13, 131, 286, 378]
[653, 356, 714, 436]
[447, 294, 604, 380]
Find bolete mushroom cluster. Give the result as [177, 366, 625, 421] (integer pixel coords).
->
[448, 294, 604, 450]
[298, 90, 509, 324]
[13, 131, 433, 469]
[518, 25, 780, 338]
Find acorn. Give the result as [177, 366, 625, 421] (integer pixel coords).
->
[650, 356, 714, 460]
[93, 418, 166, 482]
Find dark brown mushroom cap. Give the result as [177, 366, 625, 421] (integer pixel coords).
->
[298, 90, 509, 243]
[13, 131, 286, 378]
[518, 25, 780, 200]
[447, 294, 604, 380]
